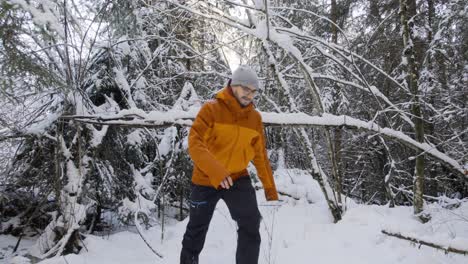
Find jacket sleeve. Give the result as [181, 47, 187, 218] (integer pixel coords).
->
[188, 103, 230, 188]
[252, 115, 279, 201]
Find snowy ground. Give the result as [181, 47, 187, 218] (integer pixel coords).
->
[2, 170, 468, 264]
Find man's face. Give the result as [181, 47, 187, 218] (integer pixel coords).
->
[231, 85, 257, 107]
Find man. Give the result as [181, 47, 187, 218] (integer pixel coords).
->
[180, 66, 279, 264]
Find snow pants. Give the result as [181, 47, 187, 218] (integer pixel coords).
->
[180, 176, 262, 264]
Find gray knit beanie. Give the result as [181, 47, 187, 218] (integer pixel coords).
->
[229, 65, 259, 90]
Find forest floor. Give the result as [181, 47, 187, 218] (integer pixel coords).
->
[2, 170, 468, 264]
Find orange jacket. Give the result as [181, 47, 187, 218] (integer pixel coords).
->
[188, 87, 278, 201]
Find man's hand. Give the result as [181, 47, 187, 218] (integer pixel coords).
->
[219, 176, 233, 189]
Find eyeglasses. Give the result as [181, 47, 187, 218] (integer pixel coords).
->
[240, 85, 257, 96]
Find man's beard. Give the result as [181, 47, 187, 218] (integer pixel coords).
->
[240, 97, 251, 106]
[234, 92, 252, 107]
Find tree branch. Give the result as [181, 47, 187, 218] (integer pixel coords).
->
[382, 230, 468, 255]
[58, 111, 466, 180]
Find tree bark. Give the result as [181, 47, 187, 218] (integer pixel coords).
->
[330, 0, 343, 206]
[399, 0, 425, 217]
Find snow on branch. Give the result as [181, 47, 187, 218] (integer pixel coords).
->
[60, 109, 466, 178]
[164, 0, 414, 127]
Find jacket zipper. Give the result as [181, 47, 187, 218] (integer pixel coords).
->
[224, 117, 240, 171]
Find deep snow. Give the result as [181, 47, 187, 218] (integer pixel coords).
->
[3, 169, 467, 264]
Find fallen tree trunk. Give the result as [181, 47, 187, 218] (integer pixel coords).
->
[381, 230, 468, 255]
[59, 111, 466, 180]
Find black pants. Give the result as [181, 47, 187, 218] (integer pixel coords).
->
[180, 177, 262, 264]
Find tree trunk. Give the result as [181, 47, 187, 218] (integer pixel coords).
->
[330, 0, 343, 206]
[261, 37, 342, 222]
[399, 0, 426, 218]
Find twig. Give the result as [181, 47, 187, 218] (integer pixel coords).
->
[134, 210, 164, 259]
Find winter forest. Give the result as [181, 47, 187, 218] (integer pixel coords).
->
[0, 0, 467, 263]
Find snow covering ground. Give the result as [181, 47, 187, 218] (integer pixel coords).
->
[2, 169, 468, 264]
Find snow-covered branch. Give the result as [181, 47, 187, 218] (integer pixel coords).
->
[60, 109, 466, 178]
